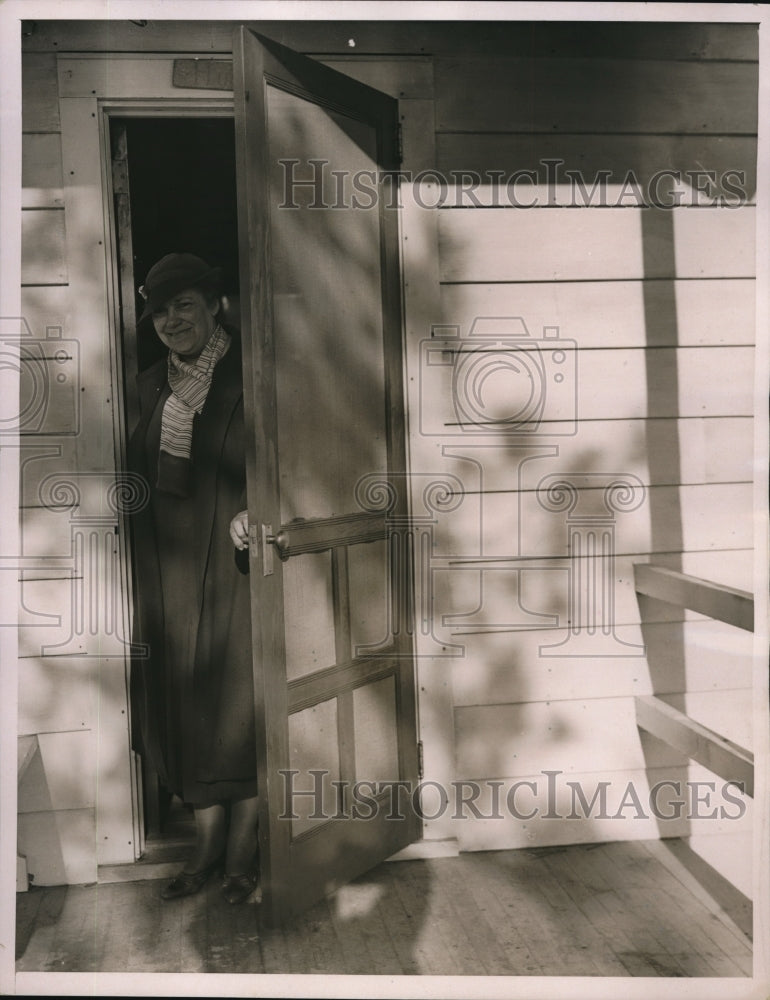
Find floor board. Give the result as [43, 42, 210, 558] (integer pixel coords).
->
[15, 838, 752, 977]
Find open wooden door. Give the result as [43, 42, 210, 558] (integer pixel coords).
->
[233, 28, 420, 923]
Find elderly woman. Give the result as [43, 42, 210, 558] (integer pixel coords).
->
[128, 253, 257, 904]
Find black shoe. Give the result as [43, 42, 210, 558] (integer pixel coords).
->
[221, 870, 259, 905]
[160, 855, 223, 900]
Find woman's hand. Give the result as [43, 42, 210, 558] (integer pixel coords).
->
[229, 510, 249, 550]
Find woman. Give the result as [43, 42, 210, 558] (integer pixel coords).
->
[128, 252, 257, 904]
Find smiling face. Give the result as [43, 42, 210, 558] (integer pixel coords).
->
[152, 287, 219, 358]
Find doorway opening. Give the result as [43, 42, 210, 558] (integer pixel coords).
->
[109, 114, 240, 862]
[112, 115, 239, 373]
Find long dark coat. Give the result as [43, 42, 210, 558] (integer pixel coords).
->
[127, 334, 256, 797]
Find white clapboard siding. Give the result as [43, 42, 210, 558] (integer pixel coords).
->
[21, 209, 68, 285]
[20, 20, 759, 59]
[450, 618, 754, 707]
[19, 505, 76, 560]
[423, 182, 754, 211]
[15, 343, 81, 438]
[22, 132, 64, 208]
[411, 417, 752, 491]
[20, 461, 123, 513]
[18, 28, 756, 884]
[19, 440, 80, 508]
[433, 549, 754, 624]
[419, 346, 753, 430]
[57, 56, 228, 100]
[17, 809, 96, 886]
[22, 53, 60, 131]
[320, 57, 433, 99]
[19, 20, 759, 58]
[20, 284, 71, 336]
[17, 729, 96, 813]
[659, 551, 753, 596]
[462, 417, 750, 487]
[431, 481, 751, 561]
[438, 207, 755, 283]
[439, 278, 755, 348]
[89, 54, 435, 102]
[455, 697, 690, 780]
[19, 570, 130, 662]
[436, 134, 758, 206]
[18, 576, 75, 660]
[431, 553, 722, 637]
[453, 763, 751, 855]
[17, 656, 95, 734]
[434, 57, 758, 134]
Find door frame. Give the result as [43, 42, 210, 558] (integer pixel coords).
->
[59, 53, 235, 867]
[101, 105, 237, 855]
[61, 48, 454, 878]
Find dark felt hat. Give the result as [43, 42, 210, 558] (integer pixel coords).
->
[139, 253, 222, 319]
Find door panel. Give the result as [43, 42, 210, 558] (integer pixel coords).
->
[287, 697, 341, 837]
[348, 539, 390, 652]
[353, 675, 401, 783]
[234, 28, 419, 923]
[268, 86, 389, 525]
[282, 551, 337, 681]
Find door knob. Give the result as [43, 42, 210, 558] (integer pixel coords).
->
[264, 527, 290, 559]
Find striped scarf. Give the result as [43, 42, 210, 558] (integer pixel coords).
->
[159, 323, 231, 461]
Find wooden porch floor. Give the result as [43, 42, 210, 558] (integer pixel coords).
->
[16, 838, 752, 977]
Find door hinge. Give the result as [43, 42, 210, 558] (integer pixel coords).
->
[417, 740, 424, 780]
[395, 121, 403, 165]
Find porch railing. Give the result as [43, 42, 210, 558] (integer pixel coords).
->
[633, 564, 755, 798]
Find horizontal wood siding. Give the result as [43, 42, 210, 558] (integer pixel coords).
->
[22, 133, 64, 208]
[451, 619, 754, 707]
[423, 30, 757, 883]
[22, 20, 759, 60]
[22, 54, 60, 131]
[440, 279, 755, 347]
[437, 134, 757, 204]
[437, 207, 755, 281]
[18, 656, 95, 735]
[433, 551, 753, 640]
[434, 57, 758, 134]
[421, 416, 752, 484]
[17, 24, 758, 892]
[17, 54, 112, 884]
[454, 761, 751, 864]
[21, 209, 67, 285]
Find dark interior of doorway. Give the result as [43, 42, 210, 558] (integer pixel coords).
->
[110, 115, 239, 861]
[115, 116, 240, 371]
